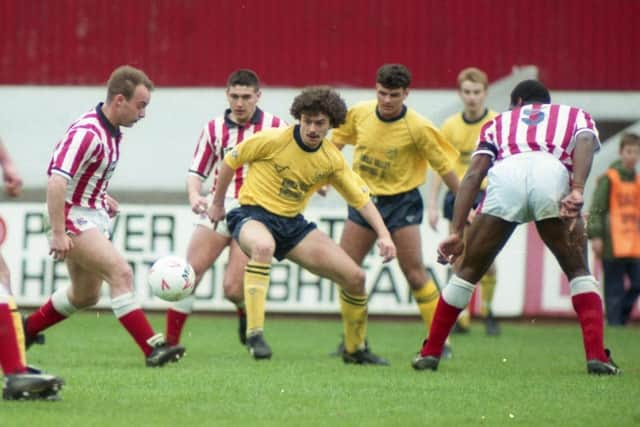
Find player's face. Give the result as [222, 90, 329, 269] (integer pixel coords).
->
[116, 85, 151, 128]
[459, 81, 487, 116]
[226, 85, 261, 125]
[620, 143, 640, 170]
[376, 84, 408, 119]
[299, 113, 331, 148]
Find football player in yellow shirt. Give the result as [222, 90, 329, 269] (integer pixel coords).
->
[208, 87, 396, 364]
[428, 67, 500, 335]
[330, 64, 460, 360]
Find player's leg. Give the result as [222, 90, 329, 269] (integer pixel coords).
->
[414, 214, 515, 370]
[620, 260, 640, 325]
[68, 229, 184, 366]
[480, 262, 500, 335]
[329, 219, 377, 354]
[601, 259, 626, 326]
[222, 240, 250, 345]
[165, 225, 229, 345]
[536, 217, 618, 374]
[0, 257, 64, 400]
[236, 220, 276, 359]
[287, 230, 388, 365]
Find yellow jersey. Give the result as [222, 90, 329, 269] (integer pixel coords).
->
[224, 126, 370, 217]
[441, 108, 497, 180]
[331, 100, 458, 195]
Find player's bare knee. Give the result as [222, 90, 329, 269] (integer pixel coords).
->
[405, 268, 428, 289]
[249, 241, 275, 261]
[223, 281, 243, 304]
[342, 268, 366, 294]
[110, 263, 135, 293]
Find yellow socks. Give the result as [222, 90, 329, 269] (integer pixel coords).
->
[8, 296, 26, 365]
[339, 290, 368, 353]
[480, 272, 497, 317]
[412, 280, 440, 334]
[243, 261, 271, 336]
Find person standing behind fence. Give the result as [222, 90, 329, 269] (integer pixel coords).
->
[164, 69, 286, 348]
[587, 132, 640, 326]
[23, 65, 185, 367]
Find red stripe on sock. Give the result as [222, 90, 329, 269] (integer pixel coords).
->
[572, 292, 607, 362]
[421, 298, 462, 357]
[117, 309, 156, 356]
[0, 304, 27, 374]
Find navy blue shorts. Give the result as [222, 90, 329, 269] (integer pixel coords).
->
[347, 188, 423, 232]
[442, 190, 486, 221]
[226, 205, 317, 261]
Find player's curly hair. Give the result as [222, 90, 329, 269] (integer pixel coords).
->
[510, 79, 550, 105]
[289, 86, 347, 128]
[376, 64, 411, 89]
[106, 65, 154, 102]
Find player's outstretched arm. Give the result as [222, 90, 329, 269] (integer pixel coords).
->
[47, 174, 74, 260]
[357, 200, 396, 263]
[207, 162, 235, 227]
[449, 154, 491, 236]
[187, 175, 208, 214]
[0, 140, 23, 198]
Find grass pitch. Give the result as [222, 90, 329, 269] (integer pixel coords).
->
[3, 312, 639, 426]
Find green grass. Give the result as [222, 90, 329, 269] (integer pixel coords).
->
[3, 312, 639, 427]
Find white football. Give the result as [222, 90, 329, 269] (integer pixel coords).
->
[148, 256, 196, 302]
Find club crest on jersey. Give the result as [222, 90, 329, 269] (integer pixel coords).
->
[521, 108, 545, 126]
[274, 164, 289, 174]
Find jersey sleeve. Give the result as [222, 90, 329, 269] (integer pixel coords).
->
[188, 122, 217, 180]
[330, 107, 357, 146]
[223, 131, 273, 170]
[473, 120, 498, 160]
[328, 154, 370, 209]
[50, 129, 101, 180]
[417, 125, 459, 176]
[572, 109, 601, 152]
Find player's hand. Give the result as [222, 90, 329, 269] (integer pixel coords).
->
[466, 208, 477, 224]
[559, 189, 584, 220]
[427, 206, 439, 231]
[207, 203, 225, 231]
[316, 184, 330, 197]
[437, 233, 464, 265]
[3, 164, 23, 198]
[49, 231, 73, 261]
[105, 193, 120, 218]
[190, 195, 209, 215]
[590, 237, 603, 259]
[376, 236, 396, 263]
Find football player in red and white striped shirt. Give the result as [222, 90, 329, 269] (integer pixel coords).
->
[165, 69, 286, 347]
[24, 66, 185, 367]
[414, 80, 620, 375]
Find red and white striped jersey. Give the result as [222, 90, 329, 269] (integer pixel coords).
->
[474, 104, 600, 171]
[188, 108, 286, 198]
[47, 104, 121, 210]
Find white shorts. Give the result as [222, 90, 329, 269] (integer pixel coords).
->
[61, 205, 112, 238]
[194, 195, 239, 237]
[479, 151, 570, 223]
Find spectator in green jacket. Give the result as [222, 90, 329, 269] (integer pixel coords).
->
[587, 132, 640, 326]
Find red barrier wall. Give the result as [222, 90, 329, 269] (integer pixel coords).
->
[1, 0, 638, 89]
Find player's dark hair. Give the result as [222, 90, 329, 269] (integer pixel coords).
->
[290, 86, 347, 128]
[510, 79, 551, 105]
[227, 69, 260, 90]
[376, 64, 411, 89]
[619, 132, 640, 151]
[106, 65, 154, 102]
